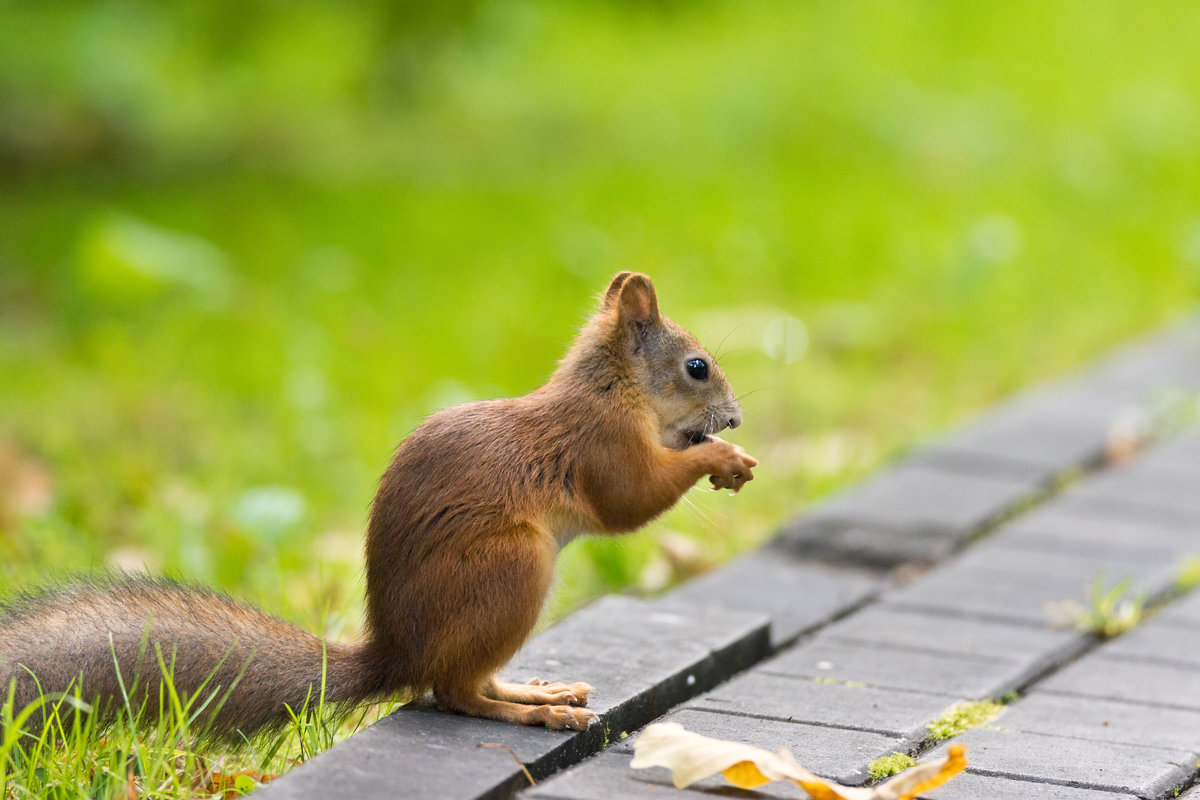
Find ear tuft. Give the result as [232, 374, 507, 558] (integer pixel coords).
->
[617, 273, 660, 331]
[602, 271, 636, 310]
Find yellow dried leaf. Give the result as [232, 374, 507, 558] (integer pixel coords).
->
[721, 760, 773, 789]
[631, 722, 967, 800]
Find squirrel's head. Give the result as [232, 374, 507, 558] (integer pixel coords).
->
[598, 271, 743, 451]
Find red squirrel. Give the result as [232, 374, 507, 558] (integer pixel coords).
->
[0, 272, 757, 734]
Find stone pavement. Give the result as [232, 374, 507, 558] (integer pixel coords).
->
[259, 316, 1200, 800]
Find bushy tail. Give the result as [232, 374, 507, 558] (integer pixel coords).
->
[0, 575, 385, 737]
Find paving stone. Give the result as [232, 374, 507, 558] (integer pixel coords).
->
[776, 515, 964, 569]
[1051, 489, 1200, 532]
[1065, 458, 1200, 519]
[997, 505, 1200, 566]
[502, 597, 768, 718]
[997, 692, 1200, 752]
[1159, 589, 1200, 629]
[820, 606, 1088, 698]
[823, 605, 1085, 666]
[927, 728, 1197, 797]
[885, 563, 1159, 628]
[1144, 431, 1200, 471]
[526, 708, 905, 799]
[687, 670, 957, 740]
[951, 538, 1175, 586]
[884, 514, 1185, 628]
[777, 464, 1035, 568]
[653, 550, 881, 649]
[524, 747, 716, 800]
[915, 772, 1138, 799]
[799, 463, 1036, 534]
[761, 637, 1022, 700]
[1040, 655, 1200, 712]
[914, 381, 1133, 484]
[258, 596, 769, 800]
[1086, 319, 1200, 390]
[1101, 617, 1200, 669]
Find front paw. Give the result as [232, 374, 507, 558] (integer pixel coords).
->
[704, 436, 758, 493]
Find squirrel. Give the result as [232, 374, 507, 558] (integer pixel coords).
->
[0, 271, 757, 735]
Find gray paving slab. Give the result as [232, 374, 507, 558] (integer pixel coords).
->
[1086, 317, 1200, 390]
[776, 464, 1035, 568]
[996, 692, 1200, 752]
[653, 550, 881, 649]
[1065, 458, 1200, 519]
[760, 637, 1025, 700]
[913, 379, 1135, 483]
[997, 505, 1200, 565]
[951, 537, 1178, 583]
[1101, 617, 1200, 669]
[1051, 481, 1200, 532]
[916, 772, 1138, 799]
[1039, 655, 1200, 712]
[1144, 431, 1200, 471]
[928, 728, 1197, 797]
[502, 596, 769, 719]
[823, 605, 1084, 663]
[775, 516, 964, 569]
[1160, 589, 1200, 628]
[257, 596, 768, 800]
[687, 670, 957, 740]
[525, 707, 905, 798]
[821, 606, 1089, 697]
[885, 563, 1158, 628]
[524, 748, 718, 800]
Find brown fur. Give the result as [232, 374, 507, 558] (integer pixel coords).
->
[0, 272, 756, 735]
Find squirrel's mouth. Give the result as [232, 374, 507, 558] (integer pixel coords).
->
[670, 429, 711, 450]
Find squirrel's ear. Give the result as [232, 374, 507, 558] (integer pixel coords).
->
[616, 273, 660, 332]
[602, 271, 636, 310]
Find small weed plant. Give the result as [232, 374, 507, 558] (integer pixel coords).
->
[1050, 574, 1147, 639]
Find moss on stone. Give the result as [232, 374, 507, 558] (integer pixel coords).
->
[927, 700, 1004, 741]
[868, 752, 918, 780]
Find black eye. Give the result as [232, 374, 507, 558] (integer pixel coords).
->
[685, 358, 709, 381]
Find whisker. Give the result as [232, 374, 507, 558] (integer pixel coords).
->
[711, 327, 741, 363]
[680, 491, 717, 526]
[732, 387, 771, 403]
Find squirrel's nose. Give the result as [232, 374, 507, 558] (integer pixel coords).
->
[726, 411, 743, 430]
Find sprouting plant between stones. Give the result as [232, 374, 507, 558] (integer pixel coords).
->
[1047, 574, 1147, 639]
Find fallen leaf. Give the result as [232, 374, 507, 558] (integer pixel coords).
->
[197, 768, 277, 799]
[631, 722, 967, 799]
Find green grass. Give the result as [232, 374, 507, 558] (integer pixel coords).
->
[3, 1, 1200, 796]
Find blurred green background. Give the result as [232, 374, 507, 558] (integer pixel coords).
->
[3, 0, 1199, 639]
